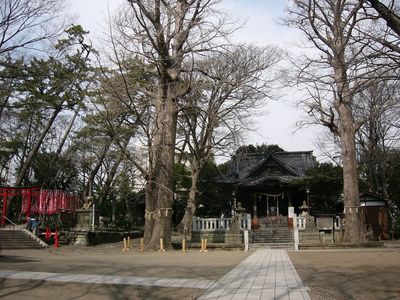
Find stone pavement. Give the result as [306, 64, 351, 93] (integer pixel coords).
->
[199, 249, 310, 300]
[0, 249, 310, 299]
[0, 269, 215, 289]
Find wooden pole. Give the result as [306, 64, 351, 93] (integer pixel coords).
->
[140, 238, 144, 252]
[123, 238, 127, 251]
[159, 238, 165, 252]
[182, 239, 186, 253]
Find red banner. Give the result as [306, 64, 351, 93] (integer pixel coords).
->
[21, 189, 80, 215]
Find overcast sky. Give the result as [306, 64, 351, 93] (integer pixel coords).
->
[67, 0, 327, 161]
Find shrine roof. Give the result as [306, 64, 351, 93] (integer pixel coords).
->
[217, 151, 317, 185]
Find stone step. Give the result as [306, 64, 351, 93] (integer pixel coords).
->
[252, 238, 293, 243]
[252, 231, 293, 236]
[0, 229, 46, 250]
[253, 231, 292, 235]
[251, 226, 293, 244]
[0, 244, 45, 249]
[253, 236, 293, 242]
[252, 234, 293, 238]
[250, 243, 294, 250]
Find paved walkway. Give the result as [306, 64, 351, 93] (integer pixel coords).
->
[0, 249, 310, 299]
[199, 249, 310, 300]
[0, 270, 215, 289]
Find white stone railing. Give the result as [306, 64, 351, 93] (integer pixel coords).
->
[293, 215, 343, 230]
[192, 214, 251, 232]
[293, 216, 307, 229]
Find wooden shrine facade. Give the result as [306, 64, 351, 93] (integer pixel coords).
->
[218, 151, 317, 220]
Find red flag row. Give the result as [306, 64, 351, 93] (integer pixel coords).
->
[21, 190, 80, 215]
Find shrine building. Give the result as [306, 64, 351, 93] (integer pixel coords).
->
[218, 151, 317, 221]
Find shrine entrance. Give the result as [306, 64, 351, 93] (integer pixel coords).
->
[253, 192, 287, 224]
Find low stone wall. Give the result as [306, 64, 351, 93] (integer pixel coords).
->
[299, 229, 344, 244]
[63, 230, 142, 246]
[191, 231, 243, 244]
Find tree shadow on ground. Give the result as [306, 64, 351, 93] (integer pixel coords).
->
[0, 255, 39, 263]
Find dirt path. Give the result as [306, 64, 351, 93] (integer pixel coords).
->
[2, 243, 400, 299]
[288, 249, 400, 300]
[0, 243, 250, 300]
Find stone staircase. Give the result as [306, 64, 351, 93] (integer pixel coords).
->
[0, 228, 48, 249]
[251, 217, 294, 249]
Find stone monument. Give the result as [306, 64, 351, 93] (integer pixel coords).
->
[74, 196, 99, 245]
[225, 203, 246, 244]
[299, 200, 315, 228]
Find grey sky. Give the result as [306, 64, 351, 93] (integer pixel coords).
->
[67, 0, 326, 160]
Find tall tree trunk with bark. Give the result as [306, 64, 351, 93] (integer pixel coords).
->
[285, 0, 379, 242]
[331, 12, 365, 241]
[337, 100, 365, 241]
[146, 79, 178, 249]
[143, 176, 157, 245]
[178, 166, 200, 238]
[118, 0, 226, 249]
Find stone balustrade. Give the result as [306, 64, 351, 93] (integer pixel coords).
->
[293, 215, 342, 230]
[294, 216, 307, 229]
[192, 214, 251, 232]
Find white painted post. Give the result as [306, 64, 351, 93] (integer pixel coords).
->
[294, 228, 299, 251]
[244, 230, 249, 252]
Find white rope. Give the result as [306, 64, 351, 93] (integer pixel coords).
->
[259, 192, 285, 198]
[144, 208, 173, 219]
[343, 205, 361, 214]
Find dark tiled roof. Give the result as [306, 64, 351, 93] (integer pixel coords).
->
[218, 151, 317, 185]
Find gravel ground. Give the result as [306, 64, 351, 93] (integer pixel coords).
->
[288, 248, 400, 300]
[0, 241, 249, 300]
[2, 241, 400, 300]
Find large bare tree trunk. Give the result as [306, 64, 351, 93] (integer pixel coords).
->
[338, 103, 365, 242]
[119, 0, 226, 249]
[144, 177, 156, 245]
[286, 0, 372, 243]
[332, 38, 365, 242]
[177, 168, 200, 239]
[146, 81, 178, 250]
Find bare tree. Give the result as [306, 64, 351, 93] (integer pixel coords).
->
[177, 44, 282, 236]
[355, 80, 400, 197]
[364, 0, 400, 37]
[0, 0, 65, 57]
[285, 0, 390, 242]
[113, 0, 233, 249]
